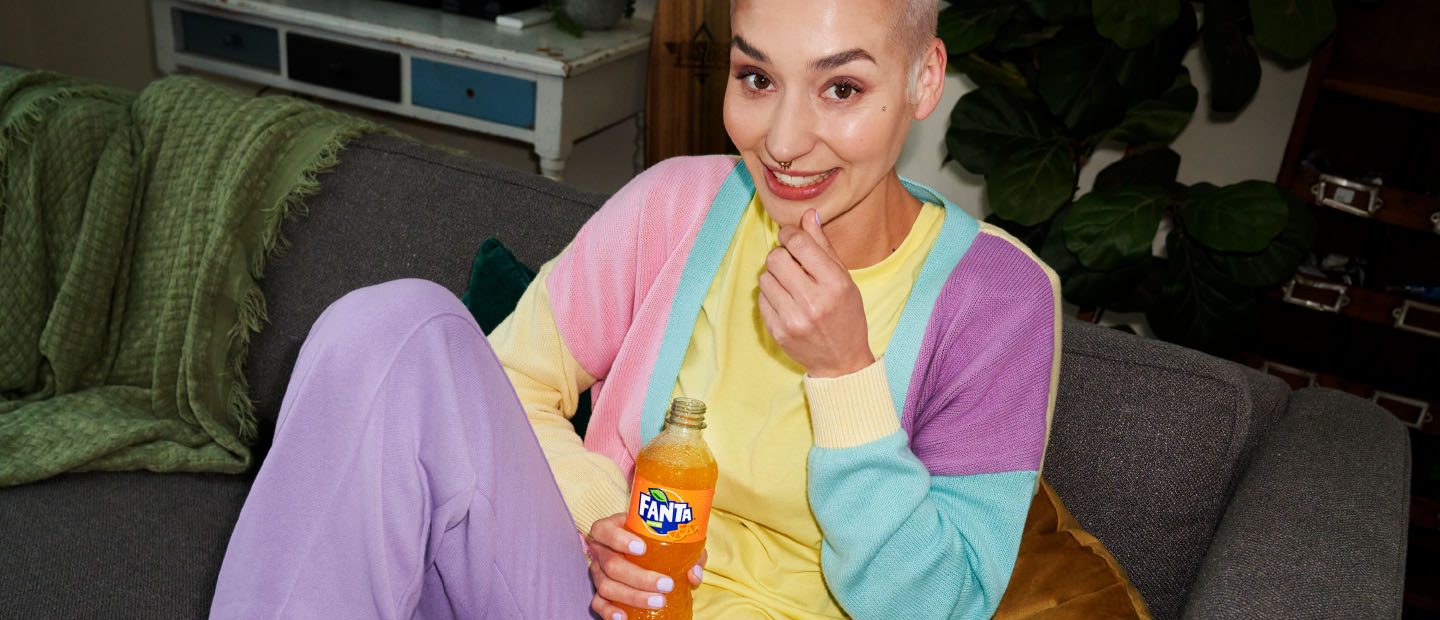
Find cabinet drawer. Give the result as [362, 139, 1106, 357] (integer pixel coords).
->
[175, 10, 280, 71]
[286, 33, 401, 102]
[410, 59, 535, 128]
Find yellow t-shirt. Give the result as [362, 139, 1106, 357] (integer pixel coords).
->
[674, 194, 944, 618]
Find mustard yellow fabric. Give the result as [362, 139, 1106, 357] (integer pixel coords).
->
[675, 194, 945, 618]
[993, 478, 1153, 619]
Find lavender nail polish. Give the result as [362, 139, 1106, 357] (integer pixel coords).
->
[648, 594, 665, 609]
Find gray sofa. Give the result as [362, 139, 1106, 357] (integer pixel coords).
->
[0, 135, 1410, 619]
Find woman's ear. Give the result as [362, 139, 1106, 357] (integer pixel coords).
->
[913, 38, 948, 121]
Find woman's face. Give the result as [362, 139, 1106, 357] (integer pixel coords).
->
[724, 0, 928, 228]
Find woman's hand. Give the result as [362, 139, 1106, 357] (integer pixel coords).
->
[587, 513, 707, 620]
[758, 209, 875, 378]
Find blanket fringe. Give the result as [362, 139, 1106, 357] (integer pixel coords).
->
[228, 124, 396, 445]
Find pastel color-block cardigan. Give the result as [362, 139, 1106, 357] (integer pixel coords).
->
[546, 156, 1061, 619]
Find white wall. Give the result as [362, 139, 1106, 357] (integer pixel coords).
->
[895, 51, 1310, 220]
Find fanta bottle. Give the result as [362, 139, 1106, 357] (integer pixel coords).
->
[618, 397, 718, 620]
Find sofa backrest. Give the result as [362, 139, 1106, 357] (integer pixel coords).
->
[250, 135, 1293, 619]
[247, 135, 605, 456]
[1049, 318, 1290, 619]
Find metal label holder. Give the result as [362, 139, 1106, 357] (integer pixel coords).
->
[1282, 276, 1351, 313]
[1393, 299, 1440, 339]
[1372, 390, 1433, 430]
[1260, 360, 1318, 388]
[1311, 173, 1384, 218]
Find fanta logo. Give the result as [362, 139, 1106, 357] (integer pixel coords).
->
[636, 488, 693, 535]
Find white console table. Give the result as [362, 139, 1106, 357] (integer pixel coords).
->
[151, 0, 650, 180]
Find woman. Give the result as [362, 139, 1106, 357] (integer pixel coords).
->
[210, 0, 1060, 618]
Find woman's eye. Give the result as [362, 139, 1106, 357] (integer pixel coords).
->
[825, 82, 857, 100]
[744, 74, 772, 91]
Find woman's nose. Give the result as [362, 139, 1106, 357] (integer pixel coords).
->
[765, 93, 816, 164]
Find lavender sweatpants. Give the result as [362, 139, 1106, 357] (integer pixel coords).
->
[211, 279, 595, 620]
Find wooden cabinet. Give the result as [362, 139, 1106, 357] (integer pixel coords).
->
[1253, 0, 1440, 614]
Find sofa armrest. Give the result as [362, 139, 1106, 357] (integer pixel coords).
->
[1182, 388, 1410, 619]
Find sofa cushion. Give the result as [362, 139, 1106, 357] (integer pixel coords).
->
[0, 471, 251, 619]
[246, 135, 605, 460]
[1045, 319, 1289, 620]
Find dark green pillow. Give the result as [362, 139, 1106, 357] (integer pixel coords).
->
[461, 237, 536, 334]
[461, 237, 593, 435]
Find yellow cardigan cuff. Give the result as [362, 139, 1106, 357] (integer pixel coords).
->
[803, 357, 902, 449]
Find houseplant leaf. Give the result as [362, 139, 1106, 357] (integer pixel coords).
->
[1037, 28, 1131, 135]
[1116, 2, 1197, 99]
[1093, 0, 1181, 49]
[1148, 232, 1259, 354]
[1182, 192, 1316, 287]
[1063, 187, 1169, 270]
[1093, 147, 1181, 192]
[946, 86, 1061, 175]
[936, 1, 1016, 56]
[1203, 14, 1262, 113]
[1023, 0, 1090, 22]
[1104, 68, 1198, 144]
[987, 140, 1077, 225]
[1040, 208, 1155, 308]
[1180, 179, 1288, 252]
[992, 15, 1063, 51]
[1249, 0, 1336, 62]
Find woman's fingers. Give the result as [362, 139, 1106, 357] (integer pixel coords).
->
[590, 514, 647, 557]
[802, 208, 843, 262]
[587, 514, 673, 617]
[688, 549, 708, 587]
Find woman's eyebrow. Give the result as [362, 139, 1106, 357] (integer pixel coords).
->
[729, 37, 875, 71]
[731, 36, 769, 62]
[811, 49, 876, 71]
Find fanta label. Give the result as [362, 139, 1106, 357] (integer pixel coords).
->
[624, 474, 714, 544]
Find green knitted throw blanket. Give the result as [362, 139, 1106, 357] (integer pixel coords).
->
[0, 69, 385, 485]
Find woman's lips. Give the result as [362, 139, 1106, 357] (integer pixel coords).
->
[765, 166, 839, 201]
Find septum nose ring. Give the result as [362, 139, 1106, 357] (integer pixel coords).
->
[778, 160, 792, 170]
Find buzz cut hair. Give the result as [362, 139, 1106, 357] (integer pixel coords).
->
[729, 0, 941, 101]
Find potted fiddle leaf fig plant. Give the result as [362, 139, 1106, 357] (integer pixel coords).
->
[938, 0, 1348, 355]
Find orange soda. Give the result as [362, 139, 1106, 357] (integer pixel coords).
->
[618, 397, 718, 620]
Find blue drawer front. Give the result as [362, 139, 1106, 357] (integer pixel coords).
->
[176, 10, 280, 71]
[411, 59, 535, 129]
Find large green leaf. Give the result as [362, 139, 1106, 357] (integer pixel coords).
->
[936, 1, 1016, 56]
[1104, 68, 1198, 144]
[992, 15, 1063, 52]
[1250, 0, 1336, 62]
[1203, 15, 1261, 113]
[948, 54, 1032, 97]
[986, 141, 1077, 225]
[1147, 232, 1259, 355]
[1093, 147, 1181, 192]
[1116, 2, 1197, 99]
[1063, 187, 1169, 269]
[1037, 28, 1131, 136]
[985, 213, 1051, 253]
[1180, 180, 1288, 252]
[946, 86, 1062, 175]
[1093, 0, 1181, 49]
[1040, 208, 1155, 309]
[1182, 191, 1316, 287]
[1023, 0, 1090, 23]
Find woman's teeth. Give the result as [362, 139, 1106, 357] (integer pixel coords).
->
[774, 169, 833, 187]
